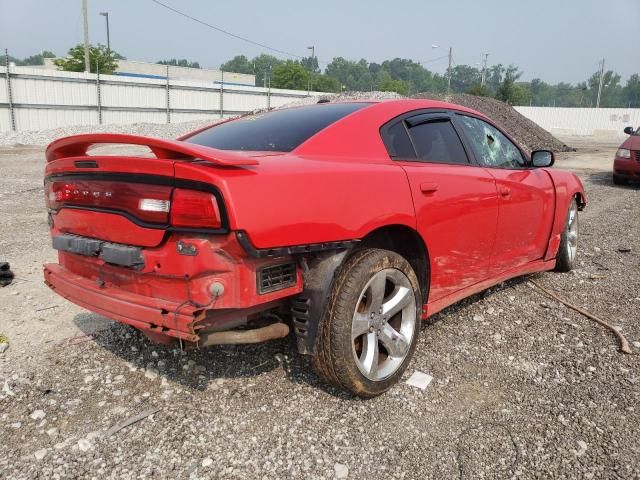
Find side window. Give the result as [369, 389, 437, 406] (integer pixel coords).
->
[386, 121, 416, 159]
[456, 115, 527, 169]
[407, 119, 468, 164]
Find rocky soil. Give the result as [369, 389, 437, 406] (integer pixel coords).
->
[0, 140, 639, 479]
[413, 93, 574, 153]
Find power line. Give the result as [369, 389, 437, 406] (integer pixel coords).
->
[149, 0, 303, 59]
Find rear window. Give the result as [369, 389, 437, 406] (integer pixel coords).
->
[186, 102, 369, 152]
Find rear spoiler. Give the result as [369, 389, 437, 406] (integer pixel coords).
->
[45, 133, 259, 166]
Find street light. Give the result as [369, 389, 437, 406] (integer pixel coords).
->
[99, 12, 110, 53]
[307, 45, 315, 95]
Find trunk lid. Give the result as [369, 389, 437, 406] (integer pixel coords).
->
[45, 133, 255, 247]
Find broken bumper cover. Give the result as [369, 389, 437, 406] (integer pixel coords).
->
[44, 263, 200, 342]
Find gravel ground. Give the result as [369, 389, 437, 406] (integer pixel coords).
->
[0, 139, 639, 479]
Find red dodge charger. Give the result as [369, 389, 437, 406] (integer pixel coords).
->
[43, 99, 586, 396]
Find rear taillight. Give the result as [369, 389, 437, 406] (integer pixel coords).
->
[45, 181, 222, 229]
[45, 180, 173, 224]
[170, 188, 221, 229]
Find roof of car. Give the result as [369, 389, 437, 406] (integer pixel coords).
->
[320, 98, 486, 118]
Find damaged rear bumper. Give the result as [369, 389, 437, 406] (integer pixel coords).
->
[44, 263, 201, 341]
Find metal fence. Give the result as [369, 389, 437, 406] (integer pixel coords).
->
[0, 63, 320, 132]
[514, 106, 640, 138]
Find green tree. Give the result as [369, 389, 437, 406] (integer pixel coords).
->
[450, 64, 481, 93]
[495, 65, 522, 104]
[219, 55, 253, 74]
[157, 58, 200, 68]
[271, 60, 309, 90]
[1, 50, 56, 66]
[54, 44, 120, 74]
[624, 74, 640, 107]
[300, 55, 320, 74]
[467, 83, 490, 97]
[311, 74, 341, 93]
[379, 79, 409, 96]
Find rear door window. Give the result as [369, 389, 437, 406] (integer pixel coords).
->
[407, 119, 469, 164]
[185, 102, 369, 152]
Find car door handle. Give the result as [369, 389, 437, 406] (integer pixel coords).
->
[420, 182, 439, 194]
[499, 186, 511, 197]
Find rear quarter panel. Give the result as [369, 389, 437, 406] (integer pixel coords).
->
[174, 157, 417, 248]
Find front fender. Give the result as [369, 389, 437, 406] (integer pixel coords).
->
[544, 170, 587, 261]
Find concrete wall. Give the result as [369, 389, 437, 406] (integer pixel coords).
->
[515, 106, 640, 138]
[43, 58, 256, 86]
[0, 66, 320, 132]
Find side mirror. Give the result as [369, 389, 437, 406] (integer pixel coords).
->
[624, 126, 634, 135]
[531, 150, 554, 168]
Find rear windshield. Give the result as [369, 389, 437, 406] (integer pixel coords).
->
[185, 102, 369, 152]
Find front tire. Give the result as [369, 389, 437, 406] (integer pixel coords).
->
[555, 198, 579, 272]
[312, 248, 422, 397]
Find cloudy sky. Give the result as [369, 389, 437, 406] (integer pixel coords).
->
[1, 0, 639, 84]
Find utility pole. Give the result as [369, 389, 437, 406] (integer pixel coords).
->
[480, 53, 489, 87]
[306, 45, 315, 95]
[596, 57, 605, 108]
[82, 0, 90, 72]
[447, 47, 452, 95]
[100, 12, 110, 54]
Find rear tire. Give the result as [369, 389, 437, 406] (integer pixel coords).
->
[555, 198, 579, 272]
[312, 248, 421, 397]
[613, 174, 628, 185]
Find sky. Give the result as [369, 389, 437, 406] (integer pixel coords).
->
[1, 0, 639, 84]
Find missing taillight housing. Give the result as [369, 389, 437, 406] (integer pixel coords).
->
[170, 188, 221, 229]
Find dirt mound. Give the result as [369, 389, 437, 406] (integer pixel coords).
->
[413, 93, 573, 153]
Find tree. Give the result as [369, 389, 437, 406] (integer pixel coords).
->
[379, 79, 409, 96]
[311, 74, 341, 93]
[157, 59, 200, 68]
[0, 50, 55, 66]
[495, 65, 523, 104]
[219, 55, 253, 74]
[271, 61, 309, 90]
[54, 44, 120, 74]
[450, 64, 481, 93]
[624, 74, 640, 107]
[467, 83, 490, 97]
[300, 55, 319, 74]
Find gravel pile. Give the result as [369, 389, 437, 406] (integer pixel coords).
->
[413, 93, 574, 153]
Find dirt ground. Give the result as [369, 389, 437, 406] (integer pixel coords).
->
[0, 137, 638, 479]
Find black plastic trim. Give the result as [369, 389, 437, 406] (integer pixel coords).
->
[236, 230, 359, 259]
[44, 172, 230, 234]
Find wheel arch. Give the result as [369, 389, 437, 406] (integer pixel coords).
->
[357, 224, 431, 304]
[291, 224, 430, 356]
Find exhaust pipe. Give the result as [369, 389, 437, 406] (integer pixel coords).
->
[198, 322, 290, 347]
